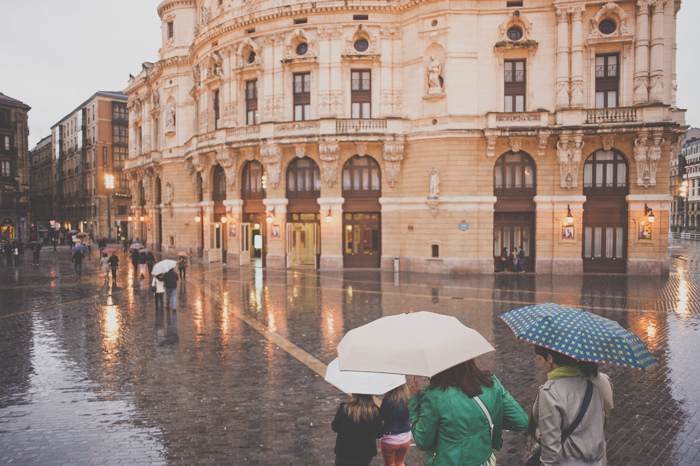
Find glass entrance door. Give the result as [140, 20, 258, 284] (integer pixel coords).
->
[287, 222, 318, 267]
[493, 212, 534, 272]
[209, 223, 222, 263]
[583, 205, 627, 273]
[239, 223, 250, 265]
[343, 213, 380, 268]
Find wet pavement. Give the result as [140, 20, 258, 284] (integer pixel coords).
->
[1, 242, 700, 465]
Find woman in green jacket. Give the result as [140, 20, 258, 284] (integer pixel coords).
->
[408, 359, 528, 466]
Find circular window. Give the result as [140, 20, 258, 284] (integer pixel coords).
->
[507, 27, 523, 41]
[431, 20, 438, 27]
[354, 38, 369, 53]
[296, 42, 308, 56]
[599, 19, 617, 35]
[248, 51, 256, 64]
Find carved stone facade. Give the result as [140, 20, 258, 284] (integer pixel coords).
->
[121, 0, 684, 275]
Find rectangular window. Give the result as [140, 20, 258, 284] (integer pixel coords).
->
[112, 102, 127, 121]
[168, 21, 174, 39]
[113, 147, 127, 169]
[293, 73, 311, 121]
[0, 161, 10, 177]
[214, 89, 220, 129]
[595, 54, 619, 109]
[3, 136, 9, 151]
[246, 80, 258, 125]
[504, 60, 526, 112]
[113, 125, 128, 144]
[351, 70, 371, 118]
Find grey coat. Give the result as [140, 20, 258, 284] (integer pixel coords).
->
[533, 376, 606, 466]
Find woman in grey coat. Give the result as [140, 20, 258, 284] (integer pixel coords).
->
[529, 345, 606, 466]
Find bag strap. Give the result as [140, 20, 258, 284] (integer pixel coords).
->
[561, 379, 594, 444]
[474, 396, 494, 440]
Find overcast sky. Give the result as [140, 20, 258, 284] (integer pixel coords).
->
[1, 0, 699, 148]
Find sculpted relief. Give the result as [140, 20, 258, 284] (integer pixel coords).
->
[557, 134, 583, 189]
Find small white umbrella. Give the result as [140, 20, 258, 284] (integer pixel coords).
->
[151, 260, 177, 276]
[324, 358, 406, 395]
[337, 311, 495, 377]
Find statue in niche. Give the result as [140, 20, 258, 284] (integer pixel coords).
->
[427, 56, 443, 94]
[165, 103, 176, 133]
[429, 167, 440, 198]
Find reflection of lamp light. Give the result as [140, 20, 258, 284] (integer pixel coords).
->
[325, 208, 332, 223]
[566, 205, 574, 225]
[645, 203, 655, 223]
[221, 216, 227, 223]
[195, 215, 201, 223]
[266, 207, 275, 224]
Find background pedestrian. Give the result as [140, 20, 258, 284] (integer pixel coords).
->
[147, 251, 155, 276]
[518, 247, 525, 272]
[332, 393, 383, 466]
[100, 253, 110, 281]
[72, 249, 84, 278]
[139, 251, 148, 279]
[164, 268, 179, 311]
[177, 256, 187, 281]
[12, 242, 19, 266]
[108, 253, 119, 283]
[152, 274, 165, 312]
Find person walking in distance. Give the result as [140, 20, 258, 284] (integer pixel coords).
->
[518, 247, 525, 272]
[3, 242, 11, 266]
[72, 248, 84, 278]
[100, 253, 110, 281]
[131, 248, 140, 274]
[32, 243, 41, 265]
[146, 250, 156, 277]
[164, 267, 179, 311]
[138, 251, 148, 279]
[152, 273, 165, 313]
[12, 242, 20, 266]
[500, 247, 508, 272]
[177, 256, 187, 281]
[511, 247, 519, 272]
[108, 252, 119, 283]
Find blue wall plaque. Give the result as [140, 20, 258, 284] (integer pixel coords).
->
[459, 222, 469, 230]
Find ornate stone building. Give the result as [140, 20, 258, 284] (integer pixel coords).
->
[0, 92, 31, 242]
[124, 0, 685, 275]
[28, 135, 55, 237]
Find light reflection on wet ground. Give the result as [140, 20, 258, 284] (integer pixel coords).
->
[1, 242, 700, 465]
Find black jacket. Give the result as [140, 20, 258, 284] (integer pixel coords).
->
[108, 256, 119, 268]
[379, 397, 411, 436]
[139, 253, 148, 264]
[332, 403, 383, 459]
[164, 269, 179, 289]
[72, 251, 84, 265]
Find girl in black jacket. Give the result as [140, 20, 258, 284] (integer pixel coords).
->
[332, 394, 384, 466]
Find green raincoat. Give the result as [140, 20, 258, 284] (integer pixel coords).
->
[408, 376, 528, 466]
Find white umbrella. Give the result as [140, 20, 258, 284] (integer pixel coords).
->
[151, 260, 177, 276]
[337, 311, 495, 377]
[324, 358, 406, 395]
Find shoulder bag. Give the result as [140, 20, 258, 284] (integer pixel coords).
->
[525, 379, 594, 466]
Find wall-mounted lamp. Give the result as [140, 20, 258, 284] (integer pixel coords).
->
[566, 205, 574, 225]
[266, 207, 275, 224]
[346, 225, 352, 231]
[644, 203, 655, 223]
[140, 216, 145, 222]
[195, 215, 201, 223]
[128, 216, 133, 222]
[325, 208, 333, 223]
[221, 216, 227, 223]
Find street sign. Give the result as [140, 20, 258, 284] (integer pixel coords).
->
[459, 222, 469, 230]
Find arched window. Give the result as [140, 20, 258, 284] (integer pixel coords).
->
[196, 172, 203, 202]
[212, 165, 226, 201]
[241, 160, 265, 199]
[139, 181, 146, 206]
[342, 155, 381, 198]
[287, 157, 320, 199]
[583, 150, 628, 197]
[493, 152, 536, 197]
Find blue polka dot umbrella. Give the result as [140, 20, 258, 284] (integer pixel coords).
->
[499, 303, 659, 372]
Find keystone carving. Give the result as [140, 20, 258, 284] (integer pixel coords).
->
[319, 141, 340, 186]
[216, 149, 238, 188]
[260, 144, 282, 188]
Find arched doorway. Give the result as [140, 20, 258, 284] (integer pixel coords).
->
[342, 155, 381, 268]
[138, 180, 147, 244]
[210, 165, 227, 263]
[582, 150, 629, 273]
[241, 160, 266, 266]
[156, 177, 162, 252]
[493, 151, 536, 272]
[286, 157, 321, 267]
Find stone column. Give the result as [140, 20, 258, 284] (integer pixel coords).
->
[569, 6, 585, 107]
[318, 197, 344, 270]
[555, 7, 571, 109]
[634, 1, 651, 104]
[263, 198, 288, 269]
[649, 0, 667, 102]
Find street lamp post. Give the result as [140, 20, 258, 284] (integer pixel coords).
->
[105, 174, 114, 242]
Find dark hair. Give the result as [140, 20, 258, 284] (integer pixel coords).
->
[428, 360, 494, 398]
[533, 345, 599, 378]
